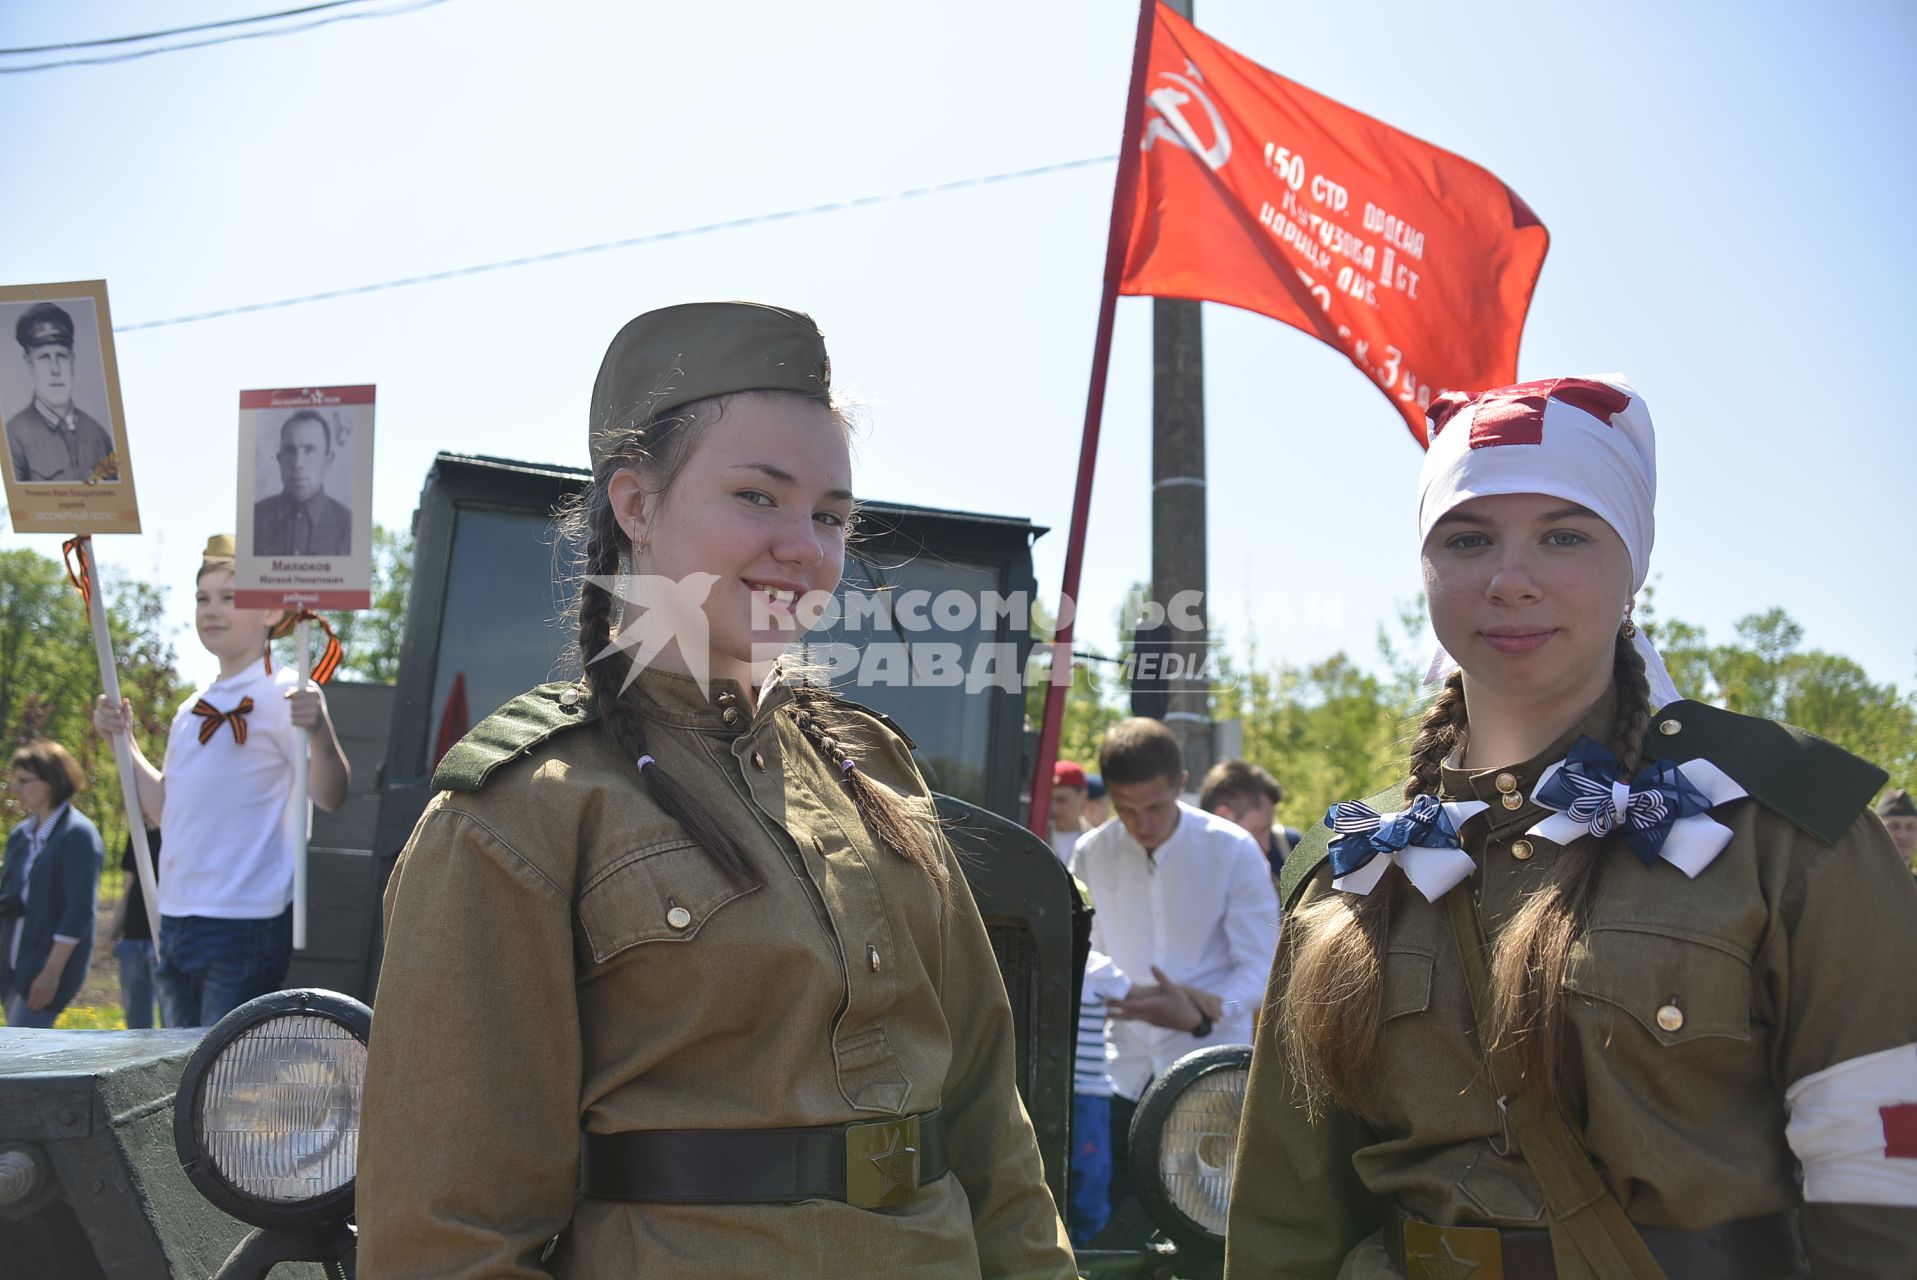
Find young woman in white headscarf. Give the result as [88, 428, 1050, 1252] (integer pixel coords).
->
[1223, 376, 1917, 1279]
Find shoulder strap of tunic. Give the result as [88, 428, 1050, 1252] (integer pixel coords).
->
[1444, 890, 1670, 1277]
[1643, 699, 1886, 844]
[433, 683, 599, 793]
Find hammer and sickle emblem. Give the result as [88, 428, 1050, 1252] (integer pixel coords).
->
[1142, 62, 1232, 172]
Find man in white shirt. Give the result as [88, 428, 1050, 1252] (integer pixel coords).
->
[1069, 717, 1279, 1217]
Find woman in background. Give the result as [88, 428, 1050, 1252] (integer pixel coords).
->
[2, 741, 103, 1028]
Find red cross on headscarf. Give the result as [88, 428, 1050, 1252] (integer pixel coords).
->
[1427, 377, 1635, 448]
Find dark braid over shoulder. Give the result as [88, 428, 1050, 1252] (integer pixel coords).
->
[1404, 671, 1468, 804]
[1609, 631, 1654, 775]
[785, 685, 951, 902]
[1281, 669, 1468, 1115]
[568, 457, 762, 888]
[1286, 632, 1657, 1116]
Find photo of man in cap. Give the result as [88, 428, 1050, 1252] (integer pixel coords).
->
[252, 408, 352, 556]
[1876, 788, 1917, 872]
[4, 301, 117, 485]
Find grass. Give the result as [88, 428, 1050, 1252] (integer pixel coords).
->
[0, 1002, 130, 1030]
[0, 877, 141, 1030]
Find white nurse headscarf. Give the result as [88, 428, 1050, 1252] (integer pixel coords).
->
[1416, 374, 1681, 708]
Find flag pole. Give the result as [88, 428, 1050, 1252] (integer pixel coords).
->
[292, 616, 310, 950]
[75, 537, 165, 954]
[1028, 0, 1159, 837]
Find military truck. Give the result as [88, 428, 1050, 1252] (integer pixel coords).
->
[0, 453, 1247, 1278]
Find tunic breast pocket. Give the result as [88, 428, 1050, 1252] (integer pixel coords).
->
[1381, 948, 1435, 1022]
[575, 839, 760, 965]
[1563, 924, 1753, 1046]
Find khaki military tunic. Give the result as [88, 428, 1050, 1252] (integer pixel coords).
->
[357, 667, 1074, 1279]
[1225, 693, 1917, 1279]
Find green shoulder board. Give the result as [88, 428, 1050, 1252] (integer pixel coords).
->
[1644, 699, 1888, 844]
[432, 682, 599, 793]
[1280, 783, 1403, 910]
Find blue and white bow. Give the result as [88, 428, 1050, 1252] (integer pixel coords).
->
[1530, 736, 1746, 877]
[1326, 794, 1489, 902]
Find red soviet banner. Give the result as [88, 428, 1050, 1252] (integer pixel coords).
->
[1118, 3, 1549, 445]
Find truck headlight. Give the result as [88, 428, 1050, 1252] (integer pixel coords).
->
[173, 989, 370, 1231]
[1129, 1044, 1252, 1256]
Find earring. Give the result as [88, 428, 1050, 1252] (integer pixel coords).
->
[1621, 602, 1638, 639]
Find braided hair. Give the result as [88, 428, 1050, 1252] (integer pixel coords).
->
[1281, 630, 1655, 1116]
[559, 397, 760, 884]
[786, 685, 950, 901]
[1485, 629, 1652, 1101]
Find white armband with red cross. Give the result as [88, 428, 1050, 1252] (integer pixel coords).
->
[1784, 1043, 1917, 1206]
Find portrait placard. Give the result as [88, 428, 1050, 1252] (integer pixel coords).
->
[0, 279, 140, 533]
[234, 385, 375, 609]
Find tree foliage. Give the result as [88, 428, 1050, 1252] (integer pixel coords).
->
[310, 522, 413, 683]
[0, 548, 182, 853]
[1646, 603, 1915, 797]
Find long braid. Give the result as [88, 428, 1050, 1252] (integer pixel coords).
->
[1488, 628, 1651, 1102]
[1285, 643, 1650, 1114]
[1282, 674, 1469, 1116]
[1404, 672, 1468, 805]
[1609, 631, 1654, 775]
[785, 686, 951, 901]
[567, 457, 761, 887]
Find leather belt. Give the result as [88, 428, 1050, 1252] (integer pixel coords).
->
[580, 1108, 948, 1211]
[1385, 1209, 1804, 1279]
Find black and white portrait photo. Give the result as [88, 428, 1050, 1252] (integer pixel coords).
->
[251, 406, 354, 557]
[1, 296, 118, 486]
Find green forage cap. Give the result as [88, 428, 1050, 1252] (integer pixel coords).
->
[589, 301, 831, 469]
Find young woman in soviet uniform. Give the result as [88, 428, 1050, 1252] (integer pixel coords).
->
[357, 302, 1074, 1279]
[1224, 376, 1917, 1280]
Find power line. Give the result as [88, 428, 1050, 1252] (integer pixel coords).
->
[0, 1, 370, 54]
[0, 0, 450, 73]
[116, 154, 1121, 333]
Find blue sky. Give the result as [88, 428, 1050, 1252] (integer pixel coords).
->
[2, 0, 1911, 693]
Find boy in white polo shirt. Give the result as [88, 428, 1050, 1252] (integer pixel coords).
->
[94, 535, 350, 1027]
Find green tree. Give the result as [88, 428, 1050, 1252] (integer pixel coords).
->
[1024, 653, 1125, 776]
[311, 522, 413, 683]
[1646, 605, 1916, 795]
[1214, 649, 1407, 834]
[1023, 586, 1137, 776]
[0, 548, 182, 852]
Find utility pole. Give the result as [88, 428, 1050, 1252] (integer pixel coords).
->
[1151, 0, 1212, 785]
